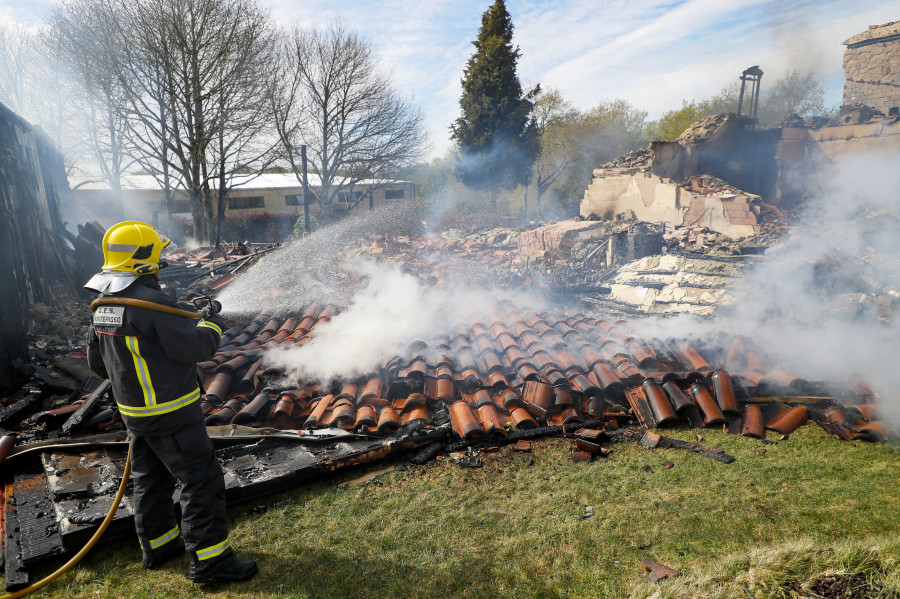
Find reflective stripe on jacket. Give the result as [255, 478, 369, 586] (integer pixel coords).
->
[87, 277, 221, 436]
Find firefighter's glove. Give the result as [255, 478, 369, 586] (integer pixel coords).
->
[203, 313, 226, 332]
[192, 296, 222, 317]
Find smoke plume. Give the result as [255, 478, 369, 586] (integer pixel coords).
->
[216, 202, 553, 383]
[634, 148, 900, 432]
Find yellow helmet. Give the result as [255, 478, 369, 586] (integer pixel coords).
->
[101, 221, 171, 275]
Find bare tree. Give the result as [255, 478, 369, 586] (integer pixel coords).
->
[0, 23, 87, 172]
[0, 23, 36, 114]
[133, 0, 276, 243]
[50, 0, 276, 244]
[204, 13, 280, 245]
[50, 0, 135, 218]
[270, 21, 428, 220]
[530, 87, 579, 213]
[101, 0, 186, 223]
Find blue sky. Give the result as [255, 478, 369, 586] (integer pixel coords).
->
[2, 0, 896, 158]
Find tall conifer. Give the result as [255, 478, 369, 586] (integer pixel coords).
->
[451, 0, 538, 196]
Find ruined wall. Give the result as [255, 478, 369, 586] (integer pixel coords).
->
[0, 103, 72, 394]
[580, 171, 760, 239]
[806, 119, 900, 159]
[774, 119, 900, 206]
[842, 22, 900, 114]
[516, 220, 609, 257]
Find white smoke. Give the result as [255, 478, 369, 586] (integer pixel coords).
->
[633, 148, 900, 432]
[219, 146, 900, 432]
[215, 203, 555, 383]
[262, 257, 553, 383]
[215, 204, 422, 314]
[263, 260, 430, 382]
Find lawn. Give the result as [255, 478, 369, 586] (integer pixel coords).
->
[11, 423, 900, 598]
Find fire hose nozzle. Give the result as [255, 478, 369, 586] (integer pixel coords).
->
[192, 296, 222, 317]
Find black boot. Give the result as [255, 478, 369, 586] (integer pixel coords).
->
[143, 537, 185, 570]
[189, 551, 257, 584]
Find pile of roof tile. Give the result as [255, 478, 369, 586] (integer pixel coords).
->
[346, 235, 552, 289]
[13, 224, 893, 445]
[171, 301, 890, 444]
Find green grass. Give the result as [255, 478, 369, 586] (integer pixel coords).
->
[9, 424, 900, 598]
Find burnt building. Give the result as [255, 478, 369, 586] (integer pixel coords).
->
[843, 20, 900, 116]
[0, 103, 74, 394]
[581, 21, 900, 237]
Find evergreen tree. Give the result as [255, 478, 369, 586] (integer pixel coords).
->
[451, 0, 538, 197]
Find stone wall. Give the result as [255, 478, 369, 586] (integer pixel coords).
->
[580, 171, 760, 239]
[842, 22, 900, 114]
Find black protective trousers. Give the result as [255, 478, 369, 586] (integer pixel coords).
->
[129, 419, 229, 562]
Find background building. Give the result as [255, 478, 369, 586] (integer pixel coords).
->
[68, 173, 415, 241]
[842, 20, 900, 115]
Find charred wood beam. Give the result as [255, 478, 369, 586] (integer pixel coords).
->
[61, 380, 111, 435]
[3, 481, 30, 590]
[0, 390, 44, 430]
[445, 419, 607, 454]
[408, 441, 445, 466]
[640, 431, 735, 463]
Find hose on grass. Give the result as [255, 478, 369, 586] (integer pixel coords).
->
[0, 447, 132, 599]
[3, 297, 208, 596]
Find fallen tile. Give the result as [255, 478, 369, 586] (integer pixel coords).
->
[512, 440, 532, 452]
[573, 428, 607, 442]
[640, 559, 682, 583]
[572, 451, 593, 463]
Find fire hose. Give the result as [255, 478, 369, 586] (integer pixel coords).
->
[90, 296, 222, 319]
[0, 449, 131, 599]
[1, 296, 221, 597]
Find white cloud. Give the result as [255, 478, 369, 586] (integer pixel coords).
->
[0, 0, 54, 27]
[3, 0, 897, 157]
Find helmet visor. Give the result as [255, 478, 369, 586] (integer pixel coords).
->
[158, 229, 174, 255]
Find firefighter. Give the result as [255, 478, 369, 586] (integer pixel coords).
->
[85, 221, 257, 584]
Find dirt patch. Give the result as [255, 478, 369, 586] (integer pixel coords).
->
[784, 573, 884, 598]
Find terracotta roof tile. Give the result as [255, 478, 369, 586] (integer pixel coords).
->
[174, 291, 891, 444]
[643, 378, 678, 426]
[477, 404, 507, 435]
[204, 371, 233, 403]
[522, 380, 553, 412]
[661, 379, 694, 413]
[401, 406, 430, 426]
[510, 407, 538, 429]
[376, 406, 401, 434]
[206, 395, 247, 426]
[305, 394, 334, 428]
[269, 395, 297, 429]
[766, 405, 808, 435]
[739, 404, 765, 438]
[449, 400, 484, 439]
[689, 382, 726, 426]
[354, 405, 378, 429]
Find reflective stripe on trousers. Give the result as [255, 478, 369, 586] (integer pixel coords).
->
[196, 539, 230, 561]
[150, 525, 180, 549]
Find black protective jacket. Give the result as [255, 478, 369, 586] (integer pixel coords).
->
[87, 277, 223, 436]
